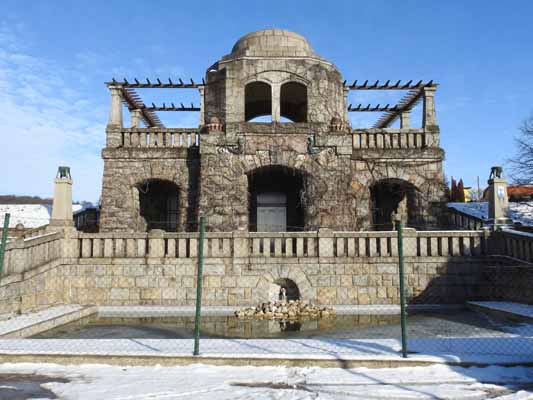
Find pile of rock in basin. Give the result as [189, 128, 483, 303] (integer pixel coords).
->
[235, 300, 336, 320]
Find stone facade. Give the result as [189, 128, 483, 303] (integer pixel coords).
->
[99, 29, 446, 233]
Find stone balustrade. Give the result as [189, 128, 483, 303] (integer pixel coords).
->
[22, 224, 50, 239]
[74, 229, 488, 260]
[120, 128, 199, 148]
[447, 207, 486, 230]
[352, 129, 436, 150]
[2, 231, 62, 275]
[494, 229, 533, 263]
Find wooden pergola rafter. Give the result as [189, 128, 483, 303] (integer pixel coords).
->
[372, 89, 423, 128]
[345, 80, 437, 128]
[344, 79, 434, 90]
[121, 88, 163, 128]
[108, 77, 205, 89]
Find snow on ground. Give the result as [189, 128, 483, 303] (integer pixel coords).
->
[0, 204, 88, 229]
[448, 201, 533, 226]
[0, 362, 532, 399]
[468, 301, 533, 320]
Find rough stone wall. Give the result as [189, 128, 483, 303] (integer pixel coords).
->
[0, 255, 496, 312]
[99, 148, 199, 232]
[0, 260, 67, 315]
[198, 125, 445, 231]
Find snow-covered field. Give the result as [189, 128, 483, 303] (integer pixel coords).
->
[0, 362, 532, 399]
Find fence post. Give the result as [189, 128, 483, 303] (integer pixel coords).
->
[193, 215, 205, 356]
[396, 221, 408, 358]
[0, 213, 10, 278]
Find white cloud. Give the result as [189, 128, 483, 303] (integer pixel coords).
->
[0, 25, 105, 203]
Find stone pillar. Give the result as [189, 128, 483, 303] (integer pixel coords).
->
[148, 229, 165, 258]
[402, 228, 418, 257]
[343, 86, 350, 123]
[233, 231, 249, 258]
[107, 85, 123, 127]
[400, 111, 410, 129]
[106, 84, 123, 148]
[271, 83, 280, 123]
[422, 87, 437, 128]
[198, 86, 205, 126]
[487, 167, 512, 227]
[130, 109, 142, 128]
[318, 229, 334, 258]
[50, 166, 74, 228]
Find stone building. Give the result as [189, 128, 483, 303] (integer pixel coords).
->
[100, 29, 445, 234]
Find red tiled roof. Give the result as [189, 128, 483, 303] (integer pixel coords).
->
[508, 186, 533, 196]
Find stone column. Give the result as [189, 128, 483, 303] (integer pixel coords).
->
[107, 85, 123, 127]
[106, 84, 123, 148]
[400, 111, 410, 129]
[271, 83, 280, 123]
[130, 109, 142, 128]
[50, 167, 74, 228]
[422, 87, 437, 128]
[487, 167, 512, 227]
[343, 86, 350, 123]
[198, 86, 205, 126]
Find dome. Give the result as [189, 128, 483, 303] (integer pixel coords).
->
[230, 29, 315, 57]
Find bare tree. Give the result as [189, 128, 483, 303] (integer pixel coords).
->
[509, 115, 533, 184]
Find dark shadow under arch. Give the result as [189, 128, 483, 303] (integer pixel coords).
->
[247, 165, 308, 232]
[370, 178, 421, 230]
[136, 179, 179, 232]
[274, 278, 301, 301]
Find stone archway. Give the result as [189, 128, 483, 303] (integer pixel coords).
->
[255, 265, 315, 303]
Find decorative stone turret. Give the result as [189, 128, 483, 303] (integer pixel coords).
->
[49, 166, 74, 228]
[205, 116, 224, 133]
[487, 166, 512, 227]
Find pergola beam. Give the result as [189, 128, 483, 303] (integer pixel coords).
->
[143, 103, 200, 112]
[109, 77, 205, 89]
[345, 80, 435, 90]
[348, 103, 398, 112]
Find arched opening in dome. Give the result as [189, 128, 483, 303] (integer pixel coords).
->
[280, 82, 307, 123]
[136, 179, 179, 232]
[245, 81, 272, 122]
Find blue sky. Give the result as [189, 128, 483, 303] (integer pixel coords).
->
[1, 0, 532, 202]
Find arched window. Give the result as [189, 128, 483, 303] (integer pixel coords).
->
[280, 82, 307, 122]
[137, 179, 179, 232]
[245, 81, 272, 122]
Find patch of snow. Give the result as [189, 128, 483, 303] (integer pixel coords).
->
[448, 201, 533, 226]
[0, 204, 89, 228]
[0, 362, 532, 399]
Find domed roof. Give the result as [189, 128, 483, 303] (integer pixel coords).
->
[230, 29, 315, 57]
